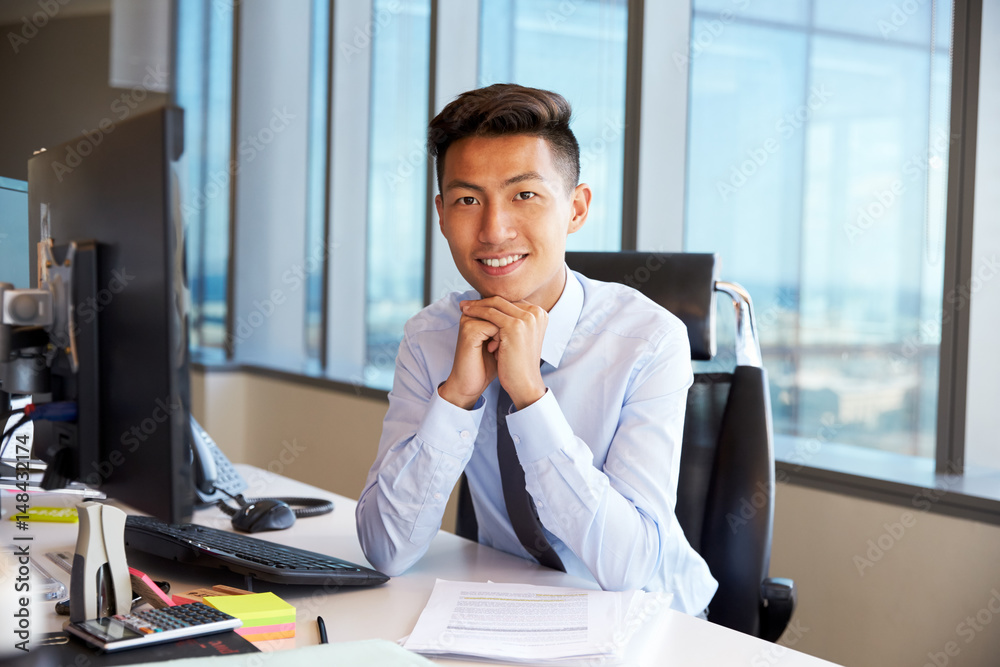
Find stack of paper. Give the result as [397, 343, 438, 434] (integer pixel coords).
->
[401, 579, 669, 664]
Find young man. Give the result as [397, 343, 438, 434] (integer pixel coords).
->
[356, 84, 717, 615]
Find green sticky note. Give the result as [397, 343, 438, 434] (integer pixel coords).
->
[204, 592, 296, 625]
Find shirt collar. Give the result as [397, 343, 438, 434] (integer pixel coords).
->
[541, 266, 583, 369]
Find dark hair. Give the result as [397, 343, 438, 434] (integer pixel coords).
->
[428, 84, 580, 194]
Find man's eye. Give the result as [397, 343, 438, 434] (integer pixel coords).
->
[458, 196, 478, 205]
[514, 192, 535, 201]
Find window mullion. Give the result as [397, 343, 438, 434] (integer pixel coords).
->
[427, 0, 480, 306]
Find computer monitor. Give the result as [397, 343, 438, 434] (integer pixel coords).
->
[23, 106, 193, 523]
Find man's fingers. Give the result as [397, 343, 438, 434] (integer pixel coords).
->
[459, 313, 500, 340]
[512, 300, 547, 318]
[461, 302, 546, 331]
[461, 304, 518, 329]
[462, 297, 547, 319]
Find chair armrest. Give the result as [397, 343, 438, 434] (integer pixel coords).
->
[759, 577, 797, 642]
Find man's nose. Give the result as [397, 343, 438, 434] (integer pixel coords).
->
[479, 203, 517, 244]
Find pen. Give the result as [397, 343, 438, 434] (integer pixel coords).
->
[317, 615, 328, 644]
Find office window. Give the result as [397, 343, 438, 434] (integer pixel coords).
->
[365, 0, 432, 388]
[175, 0, 234, 357]
[479, 0, 629, 251]
[685, 1, 953, 457]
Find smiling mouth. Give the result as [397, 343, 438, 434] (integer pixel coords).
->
[477, 254, 526, 268]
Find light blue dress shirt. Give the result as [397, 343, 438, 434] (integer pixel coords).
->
[356, 268, 718, 614]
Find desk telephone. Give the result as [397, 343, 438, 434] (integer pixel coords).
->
[188, 417, 333, 532]
[189, 416, 248, 504]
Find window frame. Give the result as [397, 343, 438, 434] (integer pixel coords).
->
[936, 0, 982, 476]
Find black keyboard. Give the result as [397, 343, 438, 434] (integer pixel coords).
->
[124, 515, 389, 587]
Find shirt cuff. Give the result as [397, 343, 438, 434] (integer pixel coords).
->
[412, 388, 486, 457]
[504, 388, 577, 463]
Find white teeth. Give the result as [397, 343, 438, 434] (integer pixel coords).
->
[481, 254, 524, 268]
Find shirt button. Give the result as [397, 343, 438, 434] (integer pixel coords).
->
[460, 430, 471, 439]
[535, 500, 543, 508]
[512, 435, 521, 445]
[433, 492, 442, 501]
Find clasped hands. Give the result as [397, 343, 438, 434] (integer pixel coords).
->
[438, 296, 548, 411]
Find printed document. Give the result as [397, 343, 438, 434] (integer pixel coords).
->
[401, 579, 669, 664]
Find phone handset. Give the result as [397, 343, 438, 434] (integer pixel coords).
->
[189, 416, 247, 505]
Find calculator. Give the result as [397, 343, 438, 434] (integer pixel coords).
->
[65, 602, 242, 652]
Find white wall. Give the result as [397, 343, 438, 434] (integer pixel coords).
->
[192, 367, 1000, 667]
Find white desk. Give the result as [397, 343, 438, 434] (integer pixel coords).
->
[19, 465, 840, 666]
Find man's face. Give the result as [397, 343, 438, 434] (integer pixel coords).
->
[435, 134, 590, 311]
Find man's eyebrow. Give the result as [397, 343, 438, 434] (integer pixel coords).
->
[443, 172, 547, 193]
[443, 179, 485, 193]
[502, 171, 546, 188]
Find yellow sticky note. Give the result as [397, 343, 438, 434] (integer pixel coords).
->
[9, 507, 78, 523]
[204, 591, 296, 628]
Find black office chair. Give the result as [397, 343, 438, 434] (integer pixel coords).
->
[454, 251, 796, 642]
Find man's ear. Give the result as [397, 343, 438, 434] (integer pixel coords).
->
[435, 194, 444, 232]
[568, 183, 592, 235]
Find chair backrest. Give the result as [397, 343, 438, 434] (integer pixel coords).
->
[565, 251, 776, 638]
[564, 252, 718, 361]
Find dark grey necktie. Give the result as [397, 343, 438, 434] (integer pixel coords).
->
[495, 386, 566, 571]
